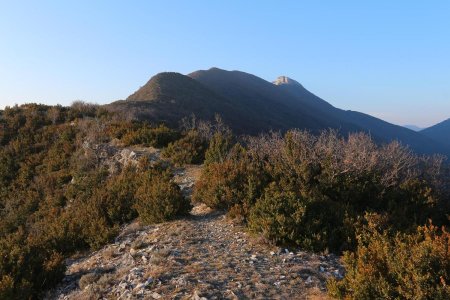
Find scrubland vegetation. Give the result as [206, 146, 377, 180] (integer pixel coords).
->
[193, 130, 450, 299]
[0, 103, 448, 299]
[0, 103, 192, 299]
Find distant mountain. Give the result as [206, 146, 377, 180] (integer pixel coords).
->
[403, 125, 423, 132]
[107, 72, 249, 130]
[421, 118, 450, 148]
[110, 69, 360, 134]
[188, 68, 361, 134]
[108, 67, 450, 156]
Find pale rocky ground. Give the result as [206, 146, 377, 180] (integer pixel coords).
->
[46, 145, 343, 300]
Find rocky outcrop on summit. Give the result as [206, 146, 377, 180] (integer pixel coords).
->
[273, 76, 304, 88]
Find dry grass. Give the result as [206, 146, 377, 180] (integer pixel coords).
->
[307, 287, 333, 300]
[130, 238, 146, 250]
[102, 247, 117, 260]
[149, 248, 170, 265]
[78, 273, 99, 290]
[96, 273, 114, 289]
[117, 221, 143, 238]
[183, 262, 203, 274]
[144, 266, 166, 280]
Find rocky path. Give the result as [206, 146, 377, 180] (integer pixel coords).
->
[46, 165, 342, 300]
[47, 206, 342, 300]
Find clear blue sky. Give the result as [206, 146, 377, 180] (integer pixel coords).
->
[1, 1, 449, 127]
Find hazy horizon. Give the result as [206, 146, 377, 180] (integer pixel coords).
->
[1, 1, 449, 128]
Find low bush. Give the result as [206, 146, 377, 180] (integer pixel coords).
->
[248, 183, 306, 245]
[0, 230, 66, 299]
[162, 130, 208, 165]
[204, 132, 233, 165]
[97, 167, 139, 225]
[248, 183, 356, 251]
[328, 221, 450, 299]
[121, 124, 179, 148]
[0, 104, 197, 298]
[194, 130, 449, 253]
[134, 170, 191, 224]
[192, 144, 268, 215]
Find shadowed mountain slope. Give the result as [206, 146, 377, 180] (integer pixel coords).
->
[422, 118, 450, 148]
[189, 68, 450, 156]
[188, 68, 360, 134]
[108, 68, 450, 156]
[403, 125, 423, 132]
[108, 72, 247, 130]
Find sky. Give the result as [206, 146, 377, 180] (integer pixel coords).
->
[0, 1, 449, 127]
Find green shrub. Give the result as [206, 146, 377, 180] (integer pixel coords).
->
[121, 124, 179, 148]
[192, 160, 245, 209]
[195, 130, 448, 254]
[73, 169, 139, 249]
[0, 104, 167, 298]
[68, 101, 98, 119]
[0, 230, 66, 299]
[248, 183, 355, 251]
[204, 132, 233, 165]
[297, 199, 356, 252]
[328, 221, 450, 299]
[78, 208, 120, 250]
[99, 167, 139, 224]
[162, 130, 208, 165]
[0, 275, 14, 300]
[248, 183, 306, 245]
[134, 171, 191, 224]
[193, 145, 268, 216]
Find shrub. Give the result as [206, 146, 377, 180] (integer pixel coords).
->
[99, 167, 139, 224]
[134, 171, 191, 224]
[121, 124, 179, 148]
[194, 129, 449, 254]
[296, 199, 356, 252]
[204, 132, 233, 165]
[328, 221, 450, 299]
[0, 275, 14, 300]
[77, 208, 120, 250]
[0, 230, 66, 299]
[0, 104, 176, 298]
[162, 130, 208, 165]
[248, 183, 355, 251]
[193, 160, 245, 209]
[192, 144, 268, 215]
[68, 101, 98, 119]
[248, 183, 306, 245]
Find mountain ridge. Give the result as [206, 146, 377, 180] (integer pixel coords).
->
[421, 118, 450, 148]
[107, 67, 450, 156]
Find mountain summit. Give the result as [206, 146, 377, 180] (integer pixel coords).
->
[273, 76, 303, 88]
